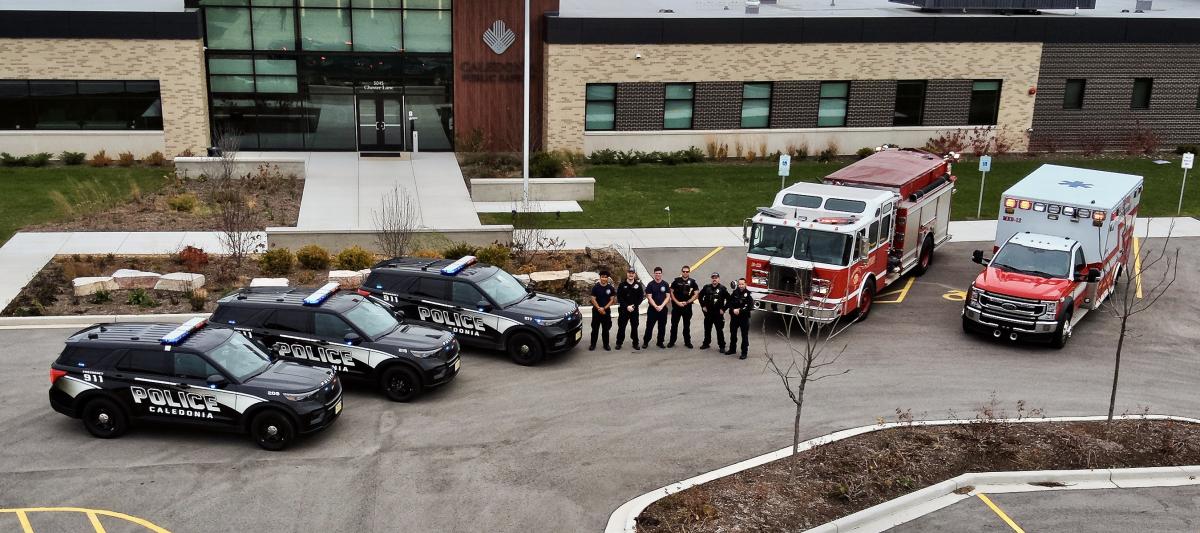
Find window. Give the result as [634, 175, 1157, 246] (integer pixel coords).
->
[1073, 248, 1086, 274]
[206, 7, 252, 49]
[251, 7, 295, 50]
[404, 10, 452, 52]
[300, 6, 352, 50]
[206, 334, 271, 382]
[413, 277, 448, 299]
[824, 198, 867, 214]
[584, 84, 616, 131]
[55, 347, 112, 368]
[174, 353, 220, 380]
[868, 220, 881, 248]
[817, 82, 849, 128]
[1063, 79, 1085, 110]
[740, 82, 771, 128]
[117, 351, 172, 376]
[210, 306, 261, 326]
[0, 80, 162, 130]
[663, 83, 694, 129]
[1131, 78, 1152, 109]
[968, 80, 1002, 125]
[782, 194, 822, 208]
[451, 282, 487, 307]
[893, 80, 926, 126]
[314, 313, 356, 340]
[748, 223, 796, 259]
[208, 58, 298, 94]
[353, 9, 403, 52]
[264, 310, 313, 333]
[343, 301, 398, 339]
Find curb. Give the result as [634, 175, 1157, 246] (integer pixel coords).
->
[0, 313, 208, 329]
[604, 414, 1200, 533]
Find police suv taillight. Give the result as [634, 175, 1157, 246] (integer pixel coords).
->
[50, 368, 67, 384]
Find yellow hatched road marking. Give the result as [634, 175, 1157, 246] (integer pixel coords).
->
[0, 508, 169, 533]
[690, 246, 724, 272]
[876, 277, 915, 304]
[976, 493, 1025, 533]
[1133, 236, 1144, 299]
[87, 511, 107, 533]
[15, 510, 33, 533]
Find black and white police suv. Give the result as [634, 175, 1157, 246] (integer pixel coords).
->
[360, 256, 583, 365]
[210, 283, 460, 402]
[49, 318, 342, 451]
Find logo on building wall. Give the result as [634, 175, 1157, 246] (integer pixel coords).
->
[483, 20, 516, 55]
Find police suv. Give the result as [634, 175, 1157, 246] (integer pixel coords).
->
[49, 318, 342, 451]
[361, 256, 583, 365]
[211, 283, 460, 402]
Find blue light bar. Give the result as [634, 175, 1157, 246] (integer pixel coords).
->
[161, 317, 207, 345]
[303, 282, 340, 306]
[440, 255, 476, 276]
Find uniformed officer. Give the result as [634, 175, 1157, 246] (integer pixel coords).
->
[615, 268, 643, 350]
[725, 278, 754, 359]
[589, 270, 615, 351]
[698, 272, 730, 352]
[642, 267, 670, 349]
[668, 265, 700, 348]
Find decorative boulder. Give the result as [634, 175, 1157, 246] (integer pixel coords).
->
[112, 269, 162, 290]
[569, 271, 600, 285]
[513, 274, 531, 284]
[155, 273, 206, 292]
[328, 270, 363, 289]
[528, 270, 569, 284]
[73, 277, 118, 297]
[250, 278, 289, 288]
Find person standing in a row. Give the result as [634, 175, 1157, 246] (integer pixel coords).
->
[698, 272, 729, 352]
[726, 278, 754, 359]
[588, 270, 614, 351]
[615, 267, 643, 350]
[642, 267, 670, 349]
[668, 265, 699, 349]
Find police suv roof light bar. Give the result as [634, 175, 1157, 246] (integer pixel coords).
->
[161, 317, 208, 345]
[303, 282, 341, 306]
[441, 255, 477, 276]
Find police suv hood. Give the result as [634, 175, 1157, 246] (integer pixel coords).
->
[246, 361, 334, 392]
[504, 291, 578, 318]
[372, 323, 453, 351]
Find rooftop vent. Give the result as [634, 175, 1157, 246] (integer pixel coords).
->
[888, 0, 1096, 10]
[746, 0, 760, 14]
[1134, 0, 1151, 12]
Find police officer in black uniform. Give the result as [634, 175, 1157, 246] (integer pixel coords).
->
[643, 267, 670, 349]
[698, 271, 730, 352]
[589, 270, 615, 351]
[668, 265, 700, 349]
[726, 277, 754, 359]
[615, 267, 643, 350]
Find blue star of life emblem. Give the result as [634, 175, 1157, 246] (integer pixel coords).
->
[1059, 180, 1093, 189]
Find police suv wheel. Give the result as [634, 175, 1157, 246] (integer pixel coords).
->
[81, 397, 128, 439]
[251, 410, 295, 451]
[507, 332, 544, 366]
[380, 365, 421, 402]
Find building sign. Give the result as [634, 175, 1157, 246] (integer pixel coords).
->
[361, 81, 398, 91]
[460, 62, 521, 83]
[483, 20, 516, 55]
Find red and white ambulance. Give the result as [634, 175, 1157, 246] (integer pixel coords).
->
[743, 148, 956, 322]
[962, 164, 1143, 348]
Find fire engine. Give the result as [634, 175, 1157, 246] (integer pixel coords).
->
[742, 148, 957, 322]
[962, 164, 1142, 348]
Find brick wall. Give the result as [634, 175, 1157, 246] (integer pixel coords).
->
[0, 38, 209, 157]
[923, 79, 974, 127]
[614, 82, 664, 131]
[847, 80, 896, 128]
[770, 80, 820, 129]
[693, 82, 742, 130]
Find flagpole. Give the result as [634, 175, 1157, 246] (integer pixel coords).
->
[522, 0, 530, 203]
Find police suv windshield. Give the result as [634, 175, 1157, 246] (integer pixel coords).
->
[477, 269, 527, 307]
[207, 333, 272, 382]
[796, 229, 853, 266]
[991, 243, 1070, 279]
[749, 223, 796, 258]
[344, 300, 399, 339]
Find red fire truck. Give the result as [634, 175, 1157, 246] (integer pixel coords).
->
[962, 164, 1143, 348]
[742, 148, 957, 322]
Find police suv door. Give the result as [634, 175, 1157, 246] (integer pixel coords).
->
[256, 310, 330, 372]
[170, 351, 239, 427]
[310, 311, 373, 378]
[113, 350, 231, 426]
[447, 281, 504, 348]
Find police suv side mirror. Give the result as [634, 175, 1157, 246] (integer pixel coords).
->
[394, 310, 406, 321]
[206, 374, 228, 387]
[344, 332, 362, 345]
[476, 299, 493, 312]
[971, 250, 989, 265]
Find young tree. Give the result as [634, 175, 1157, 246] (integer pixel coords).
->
[209, 127, 261, 266]
[373, 184, 422, 258]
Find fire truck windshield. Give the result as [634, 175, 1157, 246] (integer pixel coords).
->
[990, 243, 1071, 279]
[749, 223, 797, 258]
[796, 229, 853, 266]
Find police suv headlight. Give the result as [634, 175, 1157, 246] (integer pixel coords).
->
[533, 316, 564, 327]
[1040, 300, 1058, 319]
[283, 388, 322, 402]
[409, 347, 442, 358]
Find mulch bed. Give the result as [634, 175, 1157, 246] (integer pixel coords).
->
[638, 415, 1200, 532]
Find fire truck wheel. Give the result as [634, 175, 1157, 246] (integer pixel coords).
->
[1050, 310, 1073, 349]
[855, 283, 875, 321]
[913, 234, 935, 277]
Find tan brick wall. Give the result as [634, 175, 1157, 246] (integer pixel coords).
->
[0, 38, 209, 158]
[545, 42, 1043, 152]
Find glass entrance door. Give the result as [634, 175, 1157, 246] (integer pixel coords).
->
[357, 94, 405, 152]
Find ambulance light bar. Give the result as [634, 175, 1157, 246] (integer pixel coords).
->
[1092, 210, 1106, 226]
[1003, 197, 1017, 214]
[1033, 202, 1046, 212]
[161, 317, 207, 345]
[303, 282, 340, 306]
[1062, 206, 1076, 217]
[441, 255, 476, 276]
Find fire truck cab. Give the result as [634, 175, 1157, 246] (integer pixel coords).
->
[743, 149, 956, 323]
[962, 164, 1143, 348]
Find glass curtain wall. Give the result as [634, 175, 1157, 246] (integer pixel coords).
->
[200, 0, 452, 150]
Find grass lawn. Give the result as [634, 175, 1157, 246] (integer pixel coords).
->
[0, 166, 170, 245]
[479, 155, 1200, 229]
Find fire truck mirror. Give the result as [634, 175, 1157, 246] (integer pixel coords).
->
[730, 281, 738, 290]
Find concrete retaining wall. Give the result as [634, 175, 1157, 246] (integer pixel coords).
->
[470, 177, 595, 202]
[174, 157, 306, 179]
[0, 131, 166, 158]
[266, 225, 515, 253]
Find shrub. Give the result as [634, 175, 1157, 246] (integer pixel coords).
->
[177, 148, 195, 158]
[530, 151, 564, 179]
[716, 143, 729, 160]
[117, 151, 136, 167]
[1175, 145, 1198, 156]
[817, 141, 839, 162]
[856, 146, 876, 159]
[924, 129, 968, 156]
[1126, 124, 1160, 155]
[88, 289, 112, 305]
[144, 151, 167, 166]
[60, 151, 87, 165]
[475, 244, 512, 270]
[788, 142, 809, 160]
[185, 288, 208, 312]
[442, 242, 479, 260]
[616, 150, 642, 166]
[177, 245, 209, 271]
[587, 148, 619, 165]
[413, 249, 444, 259]
[734, 141, 744, 159]
[744, 150, 757, 163]
[24, 152, 52, 167]
[258, 247, 295, 276]
[456, 128, 486, 153]
[0, 153, 21, 166]
[167, 192, 199, 212]
[296, 244, 332, 270]
[127, 288, 157, 308]
[335, 245, 374, 270]
[705, 139, 719, 159]
[88, 150, 113, 167]
[682, 146, 705, 163]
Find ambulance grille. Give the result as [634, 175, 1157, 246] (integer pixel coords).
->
[978, 291, 1045, 320]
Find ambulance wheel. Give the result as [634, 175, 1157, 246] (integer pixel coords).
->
[81, 397, 128, 439]
[913, 235, 935, 277]
[251, 410, 295, 451]
[507, 332, 545, 366]
[380, 365, 421, 402]
[855, 283, 875, 322]
[1050, 310, 1073, 350]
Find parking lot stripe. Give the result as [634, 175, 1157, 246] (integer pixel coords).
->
[1133, 237, 1144, 299]
[0, 508, 169, 533]
[977, 493, 1025, 533]
[876, 277, 914, 304]
[690, 246, 724, 272]
[87, 511, 107, 533]
[14, 511, 33, 533]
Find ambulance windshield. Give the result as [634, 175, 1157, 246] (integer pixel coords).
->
[991, 243, 1071, 279]
[795, 229, 853, 266]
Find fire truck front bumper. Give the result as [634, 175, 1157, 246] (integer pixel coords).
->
[753, 293, 841, 323]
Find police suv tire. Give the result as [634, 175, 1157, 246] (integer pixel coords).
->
[507, 332, 545, 366]
[913, 234, 935, 277]
[380, 365, 422, 402]
[1050, 310, 1073, 350]
[81, 397, 128, 439]
[251, 410, 295, 451]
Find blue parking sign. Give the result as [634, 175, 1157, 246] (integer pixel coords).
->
[978, 155, 992, 172]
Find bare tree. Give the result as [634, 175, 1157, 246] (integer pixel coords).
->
[373, 184, 422, 258]
[1103, 223, 1179, 424]
[509, 196, 565, 267]
[209, 127, 261, 266]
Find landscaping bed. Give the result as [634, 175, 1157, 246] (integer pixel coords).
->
[637, 413, 1200, 532]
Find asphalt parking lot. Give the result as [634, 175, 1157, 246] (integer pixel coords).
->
[0, 239, 1197, 532]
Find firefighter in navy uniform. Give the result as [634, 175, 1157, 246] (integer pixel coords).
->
[698, 272, 730, 352]
[668, 265, 700, 348]
[615, 268, 643, 350]
[642, 267, 670, 349]
[589, 270, 616, 351]
[726, 278, 754, 359]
